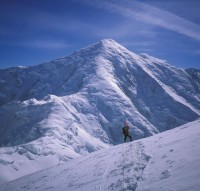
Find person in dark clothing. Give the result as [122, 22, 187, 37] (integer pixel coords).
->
[122, 121, 132, 142]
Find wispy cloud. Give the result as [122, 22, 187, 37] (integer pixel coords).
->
[1, 2, 100, 39]
[23, 5, 142, 40]
[123, 41, 154, 47]
[85, 0, 200, 42]
[1, 40, 70, 50]
[23, 40, 69, 49]
[194, 49, 200, 55]
[137, 48, 153, 53]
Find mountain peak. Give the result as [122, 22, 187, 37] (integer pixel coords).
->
[99, 38, 119, 45]
[71, 39, 130, 61]
[0, 39, 200, 185]
[98, 38, 126, 50]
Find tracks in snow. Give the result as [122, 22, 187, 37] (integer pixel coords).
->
[99, 141, 151, 191]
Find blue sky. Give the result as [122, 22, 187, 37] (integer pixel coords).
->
[0, 0, 200, 69]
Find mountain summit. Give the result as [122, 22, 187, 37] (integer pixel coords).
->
[0, 39, 200, 184]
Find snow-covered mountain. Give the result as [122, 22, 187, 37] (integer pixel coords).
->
[0, 39, 200, 184]
[1, 119, 200, 191]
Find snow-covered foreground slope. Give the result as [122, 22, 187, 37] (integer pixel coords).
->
[1, 119, 200, 191]
[0, 39, 200, 185]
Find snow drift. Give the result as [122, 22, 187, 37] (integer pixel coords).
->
[0, 39, 200, 184]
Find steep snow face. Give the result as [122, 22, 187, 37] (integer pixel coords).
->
[0, 39, 200, 184]
[185, 68, 200, 90]
[1, 119, 200, 191]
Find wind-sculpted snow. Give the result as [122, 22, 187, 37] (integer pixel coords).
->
[0, 39, 200, 184]
[1, 119, 200, 191]
[186, 68, 200, 92]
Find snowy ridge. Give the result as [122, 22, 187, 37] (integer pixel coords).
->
[1, 119, 200, 191]
[0, 39, 200, 184]
[138, 57, 200, 115]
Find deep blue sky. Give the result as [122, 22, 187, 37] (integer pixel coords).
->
[0, 0, 200, 69]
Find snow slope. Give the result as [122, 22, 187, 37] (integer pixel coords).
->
[1, 119, 200, 191]
[0, 39, 200, 184]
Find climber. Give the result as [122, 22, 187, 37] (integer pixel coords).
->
[122, 121, 133, 143]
